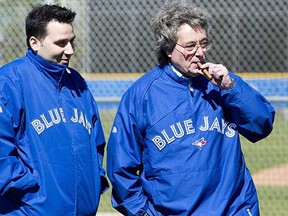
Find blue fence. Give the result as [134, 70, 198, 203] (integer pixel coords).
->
[245, 78, 288, 108]
[87, 77, 288, 109]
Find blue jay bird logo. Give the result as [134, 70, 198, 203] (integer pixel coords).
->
[192, 137, 207, 150]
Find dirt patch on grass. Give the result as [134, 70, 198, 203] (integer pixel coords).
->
[252, 163, 288, 186]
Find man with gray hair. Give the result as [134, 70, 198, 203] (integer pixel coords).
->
[107, 1, 275, 215]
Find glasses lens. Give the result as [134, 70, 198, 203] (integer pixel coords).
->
[176, 37, 213, 53]
[185, 45, 196, 52]
[203, 38, 213, 50]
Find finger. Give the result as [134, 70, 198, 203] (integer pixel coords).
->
[197, 62, 213, 80]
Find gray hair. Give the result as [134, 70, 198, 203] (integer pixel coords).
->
[151, 1, 210, 66]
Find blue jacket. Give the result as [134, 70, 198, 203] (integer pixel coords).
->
[107, 65, 275, 216]
[0, 49, 108, 215]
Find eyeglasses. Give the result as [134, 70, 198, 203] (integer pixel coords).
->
[175, 37, 213, 56]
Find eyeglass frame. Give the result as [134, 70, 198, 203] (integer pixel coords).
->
[175, 37, 213, 56]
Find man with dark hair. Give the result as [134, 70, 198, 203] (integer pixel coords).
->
[107, 1, 275, 215]
[0, 4, 108, 215]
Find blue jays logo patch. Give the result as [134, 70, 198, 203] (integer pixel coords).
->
[192, 137, 207, 150]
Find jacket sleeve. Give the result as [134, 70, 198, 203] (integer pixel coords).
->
[107, 92, 159, 216]
[0, 76, 39, 200]
[221, 73, 275, 143]
[94, 105, 109, 194]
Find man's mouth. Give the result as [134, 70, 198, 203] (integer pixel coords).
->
[61, 59, 69, 64]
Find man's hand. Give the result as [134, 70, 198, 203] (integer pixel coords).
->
[199, 62, 235, 89]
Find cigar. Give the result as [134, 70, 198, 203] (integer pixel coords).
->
[197, 62, 213, 80]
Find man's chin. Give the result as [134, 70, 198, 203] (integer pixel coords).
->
[187, 64, 200, 74]
[59, 61, 69, 65]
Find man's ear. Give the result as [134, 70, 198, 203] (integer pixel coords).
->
[166, 50, 172, 58]
[29, 36, 40, 52]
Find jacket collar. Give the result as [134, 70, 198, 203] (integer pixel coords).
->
[27, 49, 68, 85]
[162, 64, 209, 89]
[162, 64, 189, 85]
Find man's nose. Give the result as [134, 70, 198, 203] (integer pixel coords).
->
[195, 45, 205, 56]
[64, 42, 74, 55]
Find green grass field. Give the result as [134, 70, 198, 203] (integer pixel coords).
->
[97, 108, 288, 215]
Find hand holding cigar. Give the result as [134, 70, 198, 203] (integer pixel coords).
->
[197, 62, 213, 80]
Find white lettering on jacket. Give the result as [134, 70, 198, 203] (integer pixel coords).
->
[31, 108, 91, 135]
[152, 116, 236, 150]
[70, 108, 92, 134]
[199, 116, 236, 137]
[152, 119, 195, 150]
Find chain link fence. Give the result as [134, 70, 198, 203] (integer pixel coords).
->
[0, 0, 287, 72]
[0, 0, 287, 215]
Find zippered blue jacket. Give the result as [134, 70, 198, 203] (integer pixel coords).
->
[107, 65, 275, 216]
[0, 49, 108, 215]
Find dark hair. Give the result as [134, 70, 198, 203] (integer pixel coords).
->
[151, 1, 210, 66]
[25, 4, 76, 48]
